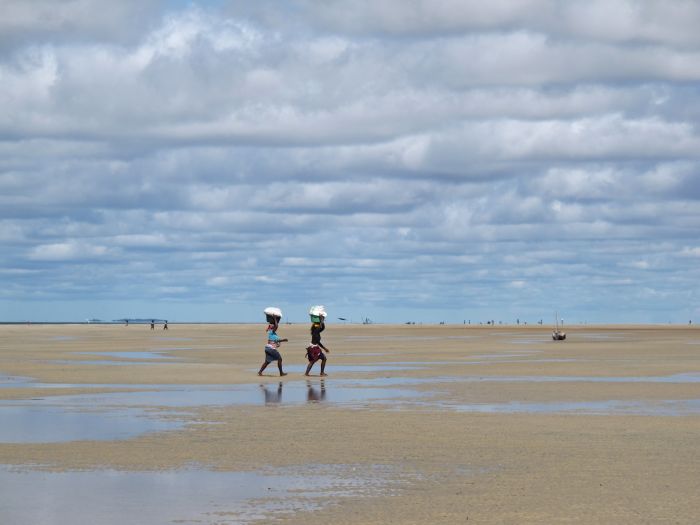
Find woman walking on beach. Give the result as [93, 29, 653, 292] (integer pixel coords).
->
[258, 308, 288, 376]
[305, 307, 330, 376]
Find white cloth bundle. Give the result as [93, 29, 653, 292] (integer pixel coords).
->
[309, 305, 327, 318]
[264, 306, 283, 319]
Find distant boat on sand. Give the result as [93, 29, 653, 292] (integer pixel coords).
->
[552, 312, 566, 341]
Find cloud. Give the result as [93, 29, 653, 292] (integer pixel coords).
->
[254, 275, 284, 284]
[206, 276, 231, 287]
[298, 0, 700, 47]
[0, 0, 163, 49]
[28, 241, 115, 261]
[1, 1, 699, 322]
[112, 234, 168, 247]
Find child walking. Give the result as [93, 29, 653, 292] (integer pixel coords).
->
[305, 306, 330, 376]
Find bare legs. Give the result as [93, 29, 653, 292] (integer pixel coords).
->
[258, 359, 286, 376]
[304, 354, 327, 376]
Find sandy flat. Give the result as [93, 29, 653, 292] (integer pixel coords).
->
[1, 323, 700, 523]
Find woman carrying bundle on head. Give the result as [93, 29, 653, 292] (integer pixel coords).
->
[305, 305, 330, 377]
[258, 307, 288, 377]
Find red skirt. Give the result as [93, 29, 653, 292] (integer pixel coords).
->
[306, 344, 324, 363]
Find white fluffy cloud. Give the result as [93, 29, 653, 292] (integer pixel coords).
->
[1, 0, 699, 323]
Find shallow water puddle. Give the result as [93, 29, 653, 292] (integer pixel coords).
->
[458, 373, 700, 383]
[4, 372, 700, 444]
[0, 374, 31, 387]
[79, 351, 178, 360]
[271, 363, 426, 374]
[0, 464, 403, 525]
[470, 351, 540, 359]
[0, 405, 183, 443]
[0, 381, 424, 443]
[49, 360, 165, 366]
[47, 350, 185, 367]
[435, 398, 700, 416]
[18, 382, 422, 409]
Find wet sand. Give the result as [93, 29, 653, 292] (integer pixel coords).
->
[1, 323, 700, 523]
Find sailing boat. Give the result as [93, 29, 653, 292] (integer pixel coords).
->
[552, 312, 566, 340]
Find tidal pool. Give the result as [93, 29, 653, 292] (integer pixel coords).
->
[268, 363, 426, 374]
[79, 351, 178, 360]
[0, 381, 425, 443]
[457, 373, 700, 383]
[50, 360, 165, 366]
[0, 464, 403, 525]
[0, 374, 31, 388]
[46, 351, 185, 367]
[4, 371, 700, 445]
[436, 399, 700, 416]
[16, 382, 423, 409]
[470, 352, 540, 359]
[0, 405, 183, 443]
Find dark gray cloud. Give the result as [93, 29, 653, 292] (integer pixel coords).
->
[1, 1, 699, 323]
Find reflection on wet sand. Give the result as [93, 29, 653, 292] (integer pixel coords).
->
[0, 464, 404, 525]
[260, 381, 328, 404]
[307, 379, 326, 402]
[260, 382, 283, 404]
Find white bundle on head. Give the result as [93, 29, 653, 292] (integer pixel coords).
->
[309, 305, 326, 317]
[264, 306, 283, 319]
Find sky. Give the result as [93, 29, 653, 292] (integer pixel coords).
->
[1, 0, 699, 324]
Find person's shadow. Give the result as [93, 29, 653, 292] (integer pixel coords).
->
[260, 382, 283, 404]
[306, 379, 326, 402]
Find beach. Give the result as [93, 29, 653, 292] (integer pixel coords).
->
[1, 323, 699, 523]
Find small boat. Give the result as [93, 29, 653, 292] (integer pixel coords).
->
[552, 312, 566, 340]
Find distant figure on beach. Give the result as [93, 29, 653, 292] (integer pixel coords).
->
[305, 309, 330, 376]
[258, 311, 288, 377]
[150, 320, 155, 330]
[163, 320, 168, 330]
[125, 320, 129, 327]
